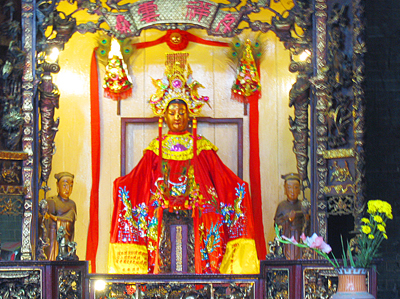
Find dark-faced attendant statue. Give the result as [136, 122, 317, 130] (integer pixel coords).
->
[274, 173, 309, 260]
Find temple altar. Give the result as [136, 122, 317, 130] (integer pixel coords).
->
[0, 260, 377, 298]
[0, 0, 374, 297]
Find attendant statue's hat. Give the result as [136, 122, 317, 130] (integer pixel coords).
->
[281, 173, 301, 183]
[149, 52, 210, 117]
[54, 172, 74, 181]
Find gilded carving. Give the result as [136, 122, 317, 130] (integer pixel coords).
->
[324, 184, 354, 194]
[0, 269, 41, 297]
[317, 201, 327, 210]
[325, 4, 353, 149]
[323, 148, 355, 159]
[351, 0, 366, 233]
[19, 0, 37, 260]
[289, 60, 312, 189]
[58, 269, 82, 299]
[23, 168, 33, 198]
[317, 212, 327, 240]
[329, 161, 353, 183]
[327, 195, 354, 216]
[266, 268, 289, 299]
[0, 185, 26, 195]
[265, 229, 286, 260]
[303, 268, 338, 298]
[0, 196, 24, 216]
[23, 126, 33, 136]
[311, 0, 367, 244]
[21, 207, 33, 260]
[1, 162, 21, 184]
[25, 157, 33, 167]
[94, 281, 254, 298]
[176, 225, 183, 272]
[38, 62, 61, 189]
[0, 151, 28, 160]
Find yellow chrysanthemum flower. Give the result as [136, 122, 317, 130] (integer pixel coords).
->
[361, 218, 370, 224]
[377, 224, 385, 232]
[368, 234, 375, 240]
[367, 200, 393, 219]
[378, 201, 392, 217]
[383, 233, 388, 239]
[367, 200, 378, 214]
[361, 225, 371, 234]
[374, 215, 383, 223]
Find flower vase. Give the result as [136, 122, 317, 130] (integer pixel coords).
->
[331, 268, 375, 299]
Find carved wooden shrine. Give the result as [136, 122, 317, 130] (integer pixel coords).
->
[0, 0, 371, 297]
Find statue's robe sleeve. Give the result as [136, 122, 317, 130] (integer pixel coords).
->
[108, 150, 159, 274]
[195, 149, 259, 274]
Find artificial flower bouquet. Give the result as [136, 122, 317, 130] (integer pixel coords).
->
[275, 199, 393, 268]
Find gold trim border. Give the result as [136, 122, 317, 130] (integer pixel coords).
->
[0, 186, 26, 195]
[322, 148, 355, 159]
[324, 184, 354, 194]
[0, 151, 29, 161]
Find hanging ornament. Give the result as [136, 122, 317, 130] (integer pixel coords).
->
[103, 38, 133, 114]
[231, 39, 261, 105]
[232, 39, 261, 103]
[103, 55, 132, 100]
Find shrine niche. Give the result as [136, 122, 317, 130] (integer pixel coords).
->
[27, 0, 315, 271]
[1, 0, 370, 295]
[20, 0, 364, 261]
[0, 0, 375, 296]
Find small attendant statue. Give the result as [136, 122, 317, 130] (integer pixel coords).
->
[45, 172, 77, 260]
[274, 173, 309, 259]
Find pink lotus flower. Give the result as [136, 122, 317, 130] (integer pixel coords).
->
[275, 224, 338, 268]
[302, 233, 332, 254]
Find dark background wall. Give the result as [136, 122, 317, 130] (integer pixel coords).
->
[365, 0, 400, 297]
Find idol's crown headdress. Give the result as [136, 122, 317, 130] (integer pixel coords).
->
[149, 53, 210, 117]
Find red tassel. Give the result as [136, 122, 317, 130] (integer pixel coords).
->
[231, 92, 248, 104]
[104, 88, 132, 101]
[192, 118, 197, 160]
[158, 117, 163, 162]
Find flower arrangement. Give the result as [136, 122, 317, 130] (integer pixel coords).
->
[275, 199, 393, 269]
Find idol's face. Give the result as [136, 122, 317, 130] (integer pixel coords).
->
[57, 176, 74, 200]
[164, 102, 189, 133]
[284, 179, 301, 202]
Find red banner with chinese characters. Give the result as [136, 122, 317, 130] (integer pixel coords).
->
[101, 0, 243, 38]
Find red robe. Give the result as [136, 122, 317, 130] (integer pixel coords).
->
[108, 131, 259, 274]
